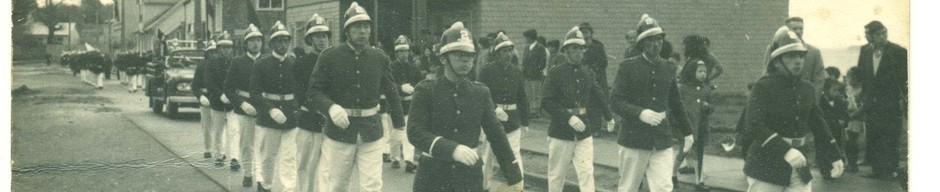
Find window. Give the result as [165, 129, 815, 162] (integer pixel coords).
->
[257, 0, 283, 10]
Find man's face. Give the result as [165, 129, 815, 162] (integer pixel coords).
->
[347, 22, 372, 47]
[787, 21, 805, 39]
[495, 47, 513, 63]
[562, 45, 586, 65]
[395, 50, 410, 62]
[246, 38, 263, 53]
[866, 29, 888, 46]
[219, 46, 234, 57]
[269, 37, 290, 55]
[640, 35, 663, 58]
[306, 33, 331, 53]
[776, 52, 805, 75]
[442, 51, 475, 76]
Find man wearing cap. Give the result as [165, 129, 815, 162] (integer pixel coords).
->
[478, 31, 529, 190]
[542, 25, 610, 192]
[194, 40, 219, 162]
[764, 17, 826, 96]
[743, 26, 844, 191]
[294, 13, 330, 192]
[209, 32, 240, 172]
[857, 21, 907, 181]
[307, 3, 405, 191]
[522, 29, 547, 117]
[610, 14, 693, 192]
[408, 22, 523, 192]
[249, 21, 302, 192]
[389, 35, 423, 173]
[224, 24, 264, 187]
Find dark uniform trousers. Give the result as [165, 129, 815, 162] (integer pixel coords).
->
[408, 78, 523, 192]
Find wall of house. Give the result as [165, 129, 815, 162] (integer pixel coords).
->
[477, 0, 789, 93]
[222, 0, 286, 41]
[286, 1, 342, 48]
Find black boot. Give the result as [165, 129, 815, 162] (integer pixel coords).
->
[383, 153, 391, 163]
[391, 160, 400, 169]
[215, 156, 225, 167]
[231, 159, 241, 172]
[204, 152, 212, 159]
[405, 161, 417, 173]
[242, 176, 253, 187]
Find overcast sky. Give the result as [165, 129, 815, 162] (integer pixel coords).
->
[790, 0, 909, 49]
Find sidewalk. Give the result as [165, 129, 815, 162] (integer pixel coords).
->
[520, 118, 905, 192]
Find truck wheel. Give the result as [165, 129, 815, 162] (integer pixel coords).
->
[151, 97, 163, 113]
[167, 102, 179, 119]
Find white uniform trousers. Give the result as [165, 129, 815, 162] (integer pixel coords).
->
[381, 113, 392, 155]
[257, 126, 299, 191]
[316, 136, 385, 192]
[233, 113, 256, 177]
[223, 111, 242, 160]
[617, 146, 675, 192]
[209, 109, 227, 158]
[96, 73, 104, 88]
[200, 107, 214, 154]
[548, 137, 594, 192]
[746, 170, 811, 192]
[482, 129, 523, 190]
[389, 115, 414, 163]
[296, 130, 324, 192]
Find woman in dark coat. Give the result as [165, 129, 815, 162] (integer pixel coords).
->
[743, 27, 844, 191]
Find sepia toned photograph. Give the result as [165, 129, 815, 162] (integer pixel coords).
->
[6, 0, 914, 191]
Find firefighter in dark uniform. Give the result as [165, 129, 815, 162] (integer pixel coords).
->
[250, 21, 302, 192]
[211, 32, 240, 171]
[407, 22, 524, 192]
[203, 37, 235, 169]
[389, 35, 423, 172]
[306, 2, 405, 191]
[743, 26, 844, 191]
[542, 25, 611, 192]
[294, 13, 330, 192]
[192, 41, 217, 162]
[478, 31, 529, 191]
[223, 23, 264, 188]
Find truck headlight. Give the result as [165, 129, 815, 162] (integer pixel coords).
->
[176, 82, 192, 91]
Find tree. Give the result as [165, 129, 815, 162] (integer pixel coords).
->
[32, 0, 81, 44]
[12, 0, 36, 26]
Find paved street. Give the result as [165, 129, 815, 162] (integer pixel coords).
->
[11, 61, 905, 191]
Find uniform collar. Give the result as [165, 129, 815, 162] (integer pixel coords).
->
[529, 43, 536, 50]
[271, 51, 287, 62]
[346, 41, 364, 55]
[246, 52, 261, 61]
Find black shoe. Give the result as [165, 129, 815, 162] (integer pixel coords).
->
[383, 154, 391, 163]
[215, 158, 225, 167]
[231, 159, 241, 172]
[678, 166, 695, 174]
[405, 161, 417, 173]
[391, 160, 400, 169]
[204, 152, 212, 159]
[242, 176, 253, 187]
[695, 183, 711, 192]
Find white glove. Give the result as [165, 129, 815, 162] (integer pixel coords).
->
[495, 107, 509, 122]
[220, 94, 230, 104]
[784, 148, 807, 168]
[240, 102, 257, 116]
[683, 135, 694, 153]
[199, 96, 210, 106]
[606, 119, 616, 132]
[639, 109, 666, 126]
[568, 116, 586, 132]
[401, 83, 415, 94]
[301, 106, 309, 111]
[329, 104, 350, 129]
[830, 160, 845, 178]
[452, 145, 479, 166]
[269, 108, 287, 124]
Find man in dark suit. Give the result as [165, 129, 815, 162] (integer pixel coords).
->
[522, 29, 547, 117]
[856, 21, 908, 181]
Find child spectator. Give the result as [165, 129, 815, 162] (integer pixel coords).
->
[673, 60, 715, 191]
[844, 67, 864, 172]
[818, 79, 849, 179]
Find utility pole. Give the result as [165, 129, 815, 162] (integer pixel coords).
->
[194, 0, 203, 49]
[120, 0, 125, 53]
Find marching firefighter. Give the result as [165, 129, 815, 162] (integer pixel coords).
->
[610, 14, 693, 192]
[478, 31, 529, 190]
[294, 13, 330, 192]
[407, 22, 524, 192]
[742, 26, 844, 191]
[210, 31, 240, 172]
[192, 40, 220, 164]
[199, 38, 233, 169]
[223, 23, 265, 188]
[249, 21, 302, 192]
[307, 2, 405, 191]
[542, 25, 612, 192]
[389, 35, 423, 173]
